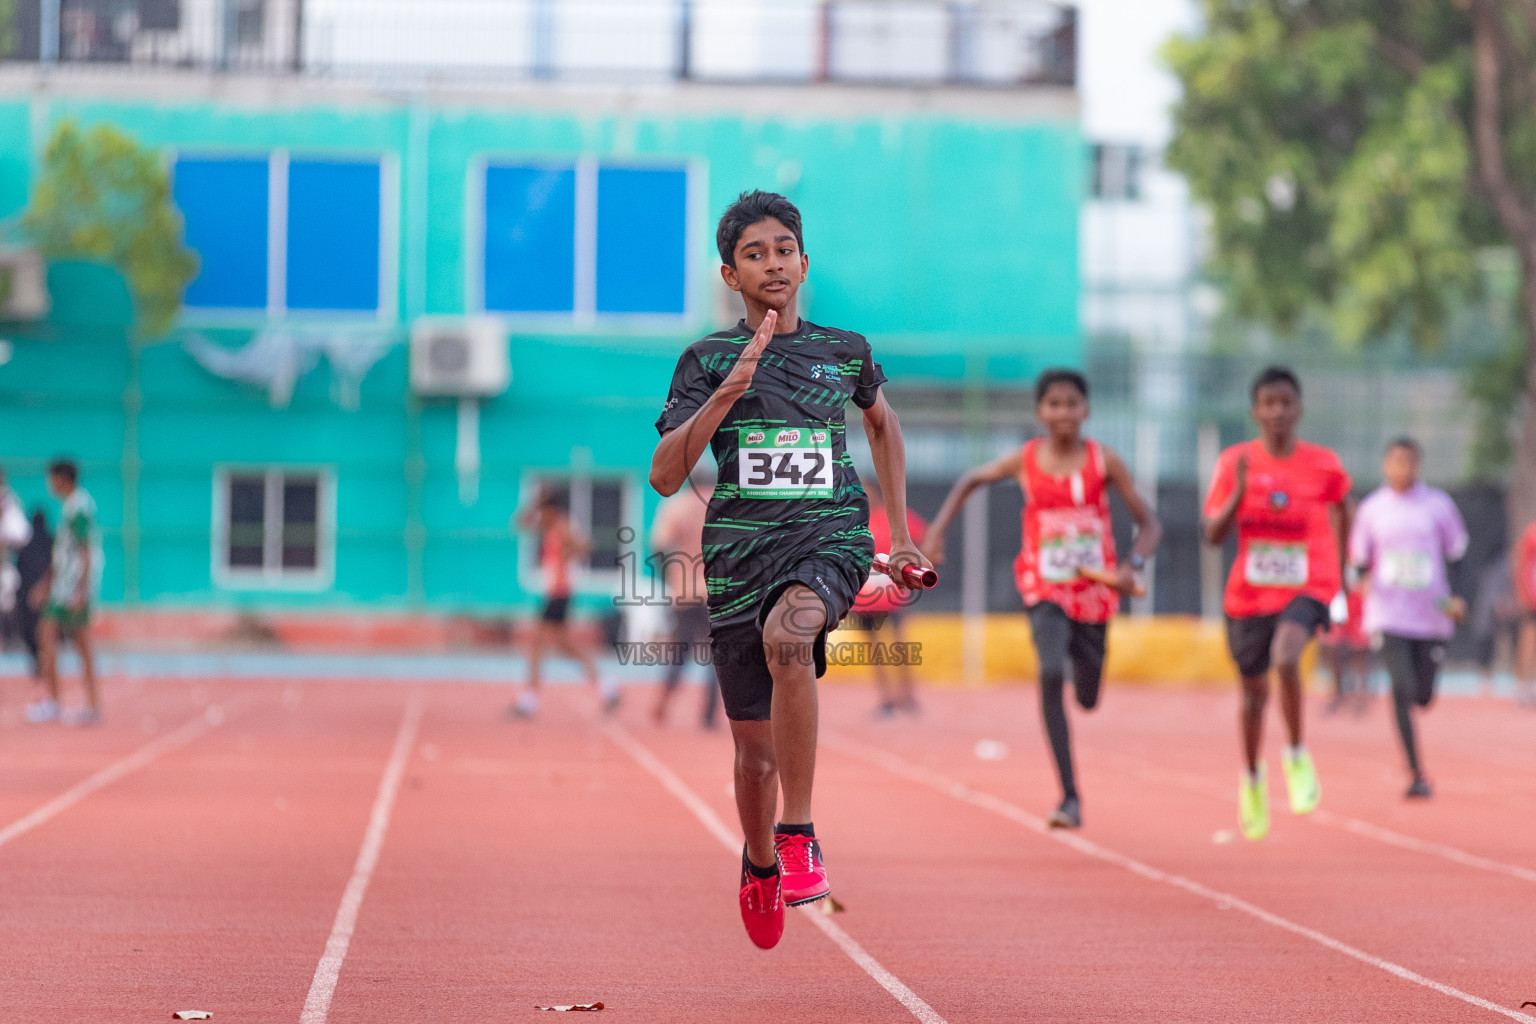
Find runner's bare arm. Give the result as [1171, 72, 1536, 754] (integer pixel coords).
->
[650, 310, 777, 496]
[1104, 448, 1163, 564]
[1203, 454, 1247, 546]
[923, 449, 1024, 566]
[1330, 496, 1354, 580]
[861, 390, 932, 591]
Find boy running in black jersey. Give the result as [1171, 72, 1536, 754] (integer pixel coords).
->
[652, 191, 929, 950]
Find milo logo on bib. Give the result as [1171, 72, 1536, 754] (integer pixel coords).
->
[738, 426, 833, 499]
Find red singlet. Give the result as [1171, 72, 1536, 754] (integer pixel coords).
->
[1014, 438, 1118, 624]
[540, 528, 572, 598]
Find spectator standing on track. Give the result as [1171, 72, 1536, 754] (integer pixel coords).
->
[0, 468, 33, 647]
[28, 459, 103, 725]
[508, 489, 617, 720]
[1469, 551, 1517, 690]
[848, 478, 928, 719]
[1204, 366, 1351, 841]
[649, 470, 721, 729]
[651, 190, 928, 949]
[1348, 437, 1469, 799]
[1320, 586, 1371, 715]
[924, 369, 1161, 830]
[1510, 520, 1536, 706]
[14, 510, 51, 683]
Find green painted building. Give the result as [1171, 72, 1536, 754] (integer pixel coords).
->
[0, 73, 1081, 614]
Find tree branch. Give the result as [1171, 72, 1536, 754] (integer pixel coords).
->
[1471, 0, 1536, 244]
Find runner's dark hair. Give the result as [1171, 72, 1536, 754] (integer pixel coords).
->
[716, 191, 804, 267]
[1034, 368, 1089, 404]
[46, 458, 78, 484]
[1386, 436, 1422, 456]
[1250, 365, 1301, 402]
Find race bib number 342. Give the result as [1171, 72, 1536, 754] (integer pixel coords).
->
[737, 427, 833, 499]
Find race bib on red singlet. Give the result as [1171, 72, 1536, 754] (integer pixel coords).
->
[1037, 507, 1106, 583]
[1244, 541, 1308, 588]
[737, 427, 833, 499]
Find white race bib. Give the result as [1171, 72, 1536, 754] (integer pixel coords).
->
[1038, 508, 1106, 583]
[1379, 550, 1433, 590]
[737, 427, 833, 499]
[1245, 541, 1308, 588]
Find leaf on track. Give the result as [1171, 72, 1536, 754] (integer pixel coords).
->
[820, 895, 847, 914]
[534, 1002, 604, 1012]
[172, 1014, 212, 1021]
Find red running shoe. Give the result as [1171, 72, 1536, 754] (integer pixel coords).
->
[739, 863, 784, 949]
[775, 831, 830, 906]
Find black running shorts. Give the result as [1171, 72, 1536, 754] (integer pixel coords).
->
[710, 553, 864, 721]
[1225, 595, 1329, 678]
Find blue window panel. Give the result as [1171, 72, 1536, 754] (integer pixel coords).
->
[483, 165, 576, 313]
[286, 160, 382, 312]
[595, 167, 687, 315]
[175, 158, 269, 309]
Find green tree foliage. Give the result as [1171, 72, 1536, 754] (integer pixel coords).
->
[23, 120, 197, 336]
[1164, 0, 1536, 518]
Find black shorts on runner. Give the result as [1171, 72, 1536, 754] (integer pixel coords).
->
[1225, 595, 1330, 678]
[1026, 601, 1108, 692]
[540, 595, 571, 624]
[710, 553, 864, 722]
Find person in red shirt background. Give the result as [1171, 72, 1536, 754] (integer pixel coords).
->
[1204, 366, 1352, 841]
[847, 479, 928, 718]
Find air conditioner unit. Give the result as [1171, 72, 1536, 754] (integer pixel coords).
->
[0, 248, 49, 322]
[410, 316, 510, 397]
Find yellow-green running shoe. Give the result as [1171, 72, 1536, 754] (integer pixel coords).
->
[1239, 764, 1269, 841]
[1283, 747, 1320, 814]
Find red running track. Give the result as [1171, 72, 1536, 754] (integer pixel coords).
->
[1, 675, 1534, 1022]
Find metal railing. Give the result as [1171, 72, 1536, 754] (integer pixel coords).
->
[2, 0, 1075, 87]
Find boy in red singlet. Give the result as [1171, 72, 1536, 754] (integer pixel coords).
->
[509, 489, 616, 718]
[1203, 366, 1351, 840]
[925, 369, 1161, 828]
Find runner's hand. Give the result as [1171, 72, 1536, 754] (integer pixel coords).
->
[1443, 596, 1468, 623]
[886, 545, 935, 594]
[1113, 564, 1140, 597]
[1233, 453, 1249, 496]
[921, 537, 946, 567]
[719, 309, 776, 399]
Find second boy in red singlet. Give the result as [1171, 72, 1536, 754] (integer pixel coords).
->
[926, 369, 1160, 828]
[1204, 365, 1351, 841]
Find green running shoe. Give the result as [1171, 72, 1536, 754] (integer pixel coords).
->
[1283, 748, 1320, 814]
[1239, 764, 1269, 841]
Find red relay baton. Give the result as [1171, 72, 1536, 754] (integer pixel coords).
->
[872, 552, 938, 590]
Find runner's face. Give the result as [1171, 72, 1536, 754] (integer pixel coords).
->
[1383, 446, 1419, 491]
[1035, 383, 1088, 439]
[1251, 383, 1300, 441]
[723, 218, 806, 313]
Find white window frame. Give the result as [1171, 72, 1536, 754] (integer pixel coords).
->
[173, 149, 399, 324]
[515, 470, 640, 596]
[467, 155, 705, 331]
[211, 465, 337, 591]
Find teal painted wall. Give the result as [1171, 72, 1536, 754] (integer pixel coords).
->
[0, 87, 1081, 611]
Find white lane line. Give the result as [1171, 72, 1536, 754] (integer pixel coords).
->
[0, 701, 241, 852]
[1097, 749, 1536, 886]
[300, 692, 425, 1024]
[824, 732, 1536, 1024]
[602, 723, 949, 1024]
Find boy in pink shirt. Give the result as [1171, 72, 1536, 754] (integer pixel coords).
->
[1348, 438, 1468, 798]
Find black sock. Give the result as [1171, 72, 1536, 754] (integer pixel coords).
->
[742, 847, 778, 878]
[775, 821, 815, 838]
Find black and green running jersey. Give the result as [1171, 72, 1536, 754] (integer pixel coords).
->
[654, 318, 888, 627]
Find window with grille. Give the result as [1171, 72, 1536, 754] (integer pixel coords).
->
[215, 468, 333, 588]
